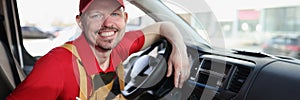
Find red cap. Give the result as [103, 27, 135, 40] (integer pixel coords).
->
[79, 0, 124, 14]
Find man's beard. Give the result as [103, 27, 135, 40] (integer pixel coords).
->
[95, 32, 124, 51]
[86, 26, 125, 51]
[95, 40, 115, 51]
[93, 26, 120, 50]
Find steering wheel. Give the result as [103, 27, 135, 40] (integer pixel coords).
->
[122, 38, 174, 99]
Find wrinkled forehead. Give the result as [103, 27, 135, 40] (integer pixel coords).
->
[84, 0, 122, 15]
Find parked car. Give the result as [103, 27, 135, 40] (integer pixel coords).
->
[262, 35, 300, 59]
[21, 26, 55, 39]
[1, 0, 300, 100]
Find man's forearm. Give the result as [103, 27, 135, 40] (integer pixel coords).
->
[159, 22, 186, 50]
[141, 21, 186, 50]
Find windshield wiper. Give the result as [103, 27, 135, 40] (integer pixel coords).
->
[232, 49, 274, 58]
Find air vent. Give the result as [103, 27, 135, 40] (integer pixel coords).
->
[228, 66, 251, 93]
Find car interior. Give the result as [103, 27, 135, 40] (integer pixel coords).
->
[1, 0, 300, 100]
[0, 0, 24, 99]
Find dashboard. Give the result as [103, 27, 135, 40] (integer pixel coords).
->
[184, 46, 300, 100]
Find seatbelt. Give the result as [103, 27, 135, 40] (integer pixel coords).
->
[61, 44, 126, 100]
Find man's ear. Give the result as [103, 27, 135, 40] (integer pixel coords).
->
[124, 12, 128, 23]
[76, 15, 83, 29]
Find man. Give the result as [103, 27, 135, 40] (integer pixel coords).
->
[7, 0, 190, 99]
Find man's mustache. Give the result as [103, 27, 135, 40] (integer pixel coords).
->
[95, 26, 119, 34]
[101, 26, 119, 31]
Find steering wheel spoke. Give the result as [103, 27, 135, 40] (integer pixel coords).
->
[122, 38, 174, 99]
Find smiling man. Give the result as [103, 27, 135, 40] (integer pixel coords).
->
[7, 0, 190, 99]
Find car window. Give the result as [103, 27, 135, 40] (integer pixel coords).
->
[287, 38, 298, 45]
[16, 0, 300, 60]
[17, 0, 155, 57]
[272, 37, 286, 44]
[125, 1, 156, 31]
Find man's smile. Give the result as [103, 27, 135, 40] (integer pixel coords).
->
[97, 31, 118, 41]
[100, 31, 115, 37]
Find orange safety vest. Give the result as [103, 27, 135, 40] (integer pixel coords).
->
[61, 44, 126, 100]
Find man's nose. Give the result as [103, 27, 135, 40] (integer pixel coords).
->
[102, 16, 115, 28]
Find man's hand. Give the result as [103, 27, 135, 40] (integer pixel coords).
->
[166, 44, 190, 88]
[141, 21, 191, 88]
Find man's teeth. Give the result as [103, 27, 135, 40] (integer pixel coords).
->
[100, 32, 114, 37]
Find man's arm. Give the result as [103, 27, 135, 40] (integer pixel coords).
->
[7, 55, 65, 100]
[140, 21, 190, 88]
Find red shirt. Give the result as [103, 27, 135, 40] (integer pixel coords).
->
[7, 30, 145, 100]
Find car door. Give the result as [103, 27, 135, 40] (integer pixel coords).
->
[0, 0, 28, 99]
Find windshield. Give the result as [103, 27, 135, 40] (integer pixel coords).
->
[161, 0, 225, 49]
[162, 0, 212, 42]
[162, 0, 300, 59]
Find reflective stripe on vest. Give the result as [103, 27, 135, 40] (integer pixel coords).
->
[61, 44, 126, 100]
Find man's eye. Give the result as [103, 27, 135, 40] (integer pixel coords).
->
[111, 12, 121, 17]
[92, 15, 100, 18]
[90, 14, 103, 19]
